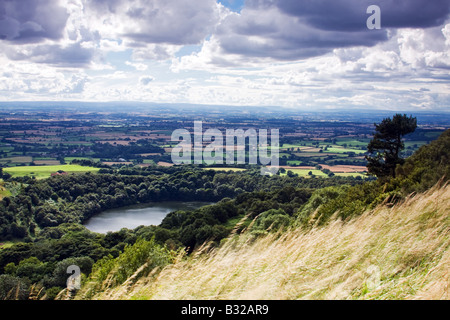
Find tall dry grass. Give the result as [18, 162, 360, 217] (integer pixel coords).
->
[81, 183, 449, 300]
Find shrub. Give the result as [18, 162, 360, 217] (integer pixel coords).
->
[253, 209, 291, 232]
[83, 238, 176, 297]
[0, 274, 30, 300]
[49, 256, 94, 288]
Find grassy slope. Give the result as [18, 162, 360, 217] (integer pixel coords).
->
[80, 183, 449, 300]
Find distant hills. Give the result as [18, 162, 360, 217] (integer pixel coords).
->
[1, 101, 450, 124]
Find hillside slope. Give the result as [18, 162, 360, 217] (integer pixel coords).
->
[77, 182, 449, 300]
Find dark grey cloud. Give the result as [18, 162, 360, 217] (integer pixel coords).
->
[3, 42, 96, 68]
[215, 0, 450, 61]
[0, 0, 68, 43]
[274, 0, 450, 31]
[215, 3, 387, 61]
[0, 1, 101, 68]
[85, 0, 123, 13]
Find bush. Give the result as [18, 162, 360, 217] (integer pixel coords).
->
[86, 238, 175, 294]
[253, 209, 291, 232]
[49, 256, 94, 288]
[296, 182, 383, 226]
[14, 257, 47, 284]
[0, 274, 30, 300]
[45, 286, 64, 300]
[296, 186, 348, 225]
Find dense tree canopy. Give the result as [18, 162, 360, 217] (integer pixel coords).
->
[395, 128, 450, 192]
[0, 166, 362, 241]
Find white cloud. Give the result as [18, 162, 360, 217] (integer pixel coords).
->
[125, 61, 148, 71]
[85, 0, 220, 45]
[0, 0, 448, 112]
[0, 55, 89, 99]
[131, 43, 182, 61]
[99, 39, 126, 52]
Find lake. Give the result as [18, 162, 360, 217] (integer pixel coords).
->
[83, 201, 212, 233]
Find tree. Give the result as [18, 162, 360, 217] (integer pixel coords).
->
[1, 168, 11, 180]
[366, 114, 417, 179]
[287, 170, 296, 177]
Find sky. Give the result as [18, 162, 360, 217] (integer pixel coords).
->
[0, 0, 450, 112]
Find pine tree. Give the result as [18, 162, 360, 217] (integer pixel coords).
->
[366, 114, 417, 179]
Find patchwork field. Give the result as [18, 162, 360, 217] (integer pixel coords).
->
[0, 109, 444, 181]
[0, 156, 33, 164]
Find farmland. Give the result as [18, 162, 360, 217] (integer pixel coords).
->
[0, 104, 448, 181]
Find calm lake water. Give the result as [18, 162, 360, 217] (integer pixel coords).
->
[83, 201, 212, 233]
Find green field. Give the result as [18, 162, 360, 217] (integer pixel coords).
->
[333, 172, 368, 178]
[203, 167, 247, 172]
[281, 143, 305, 149]
[286, 160, 304, 165]
[3, 164, 100, 179]
[324, 146, 365, 154]
[334, 139, 369, 147]
[281, 169, 328, 177]
[293, 152, 329, 158]
[64, 157, 101, 162]
[0, 146, 14, 152]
